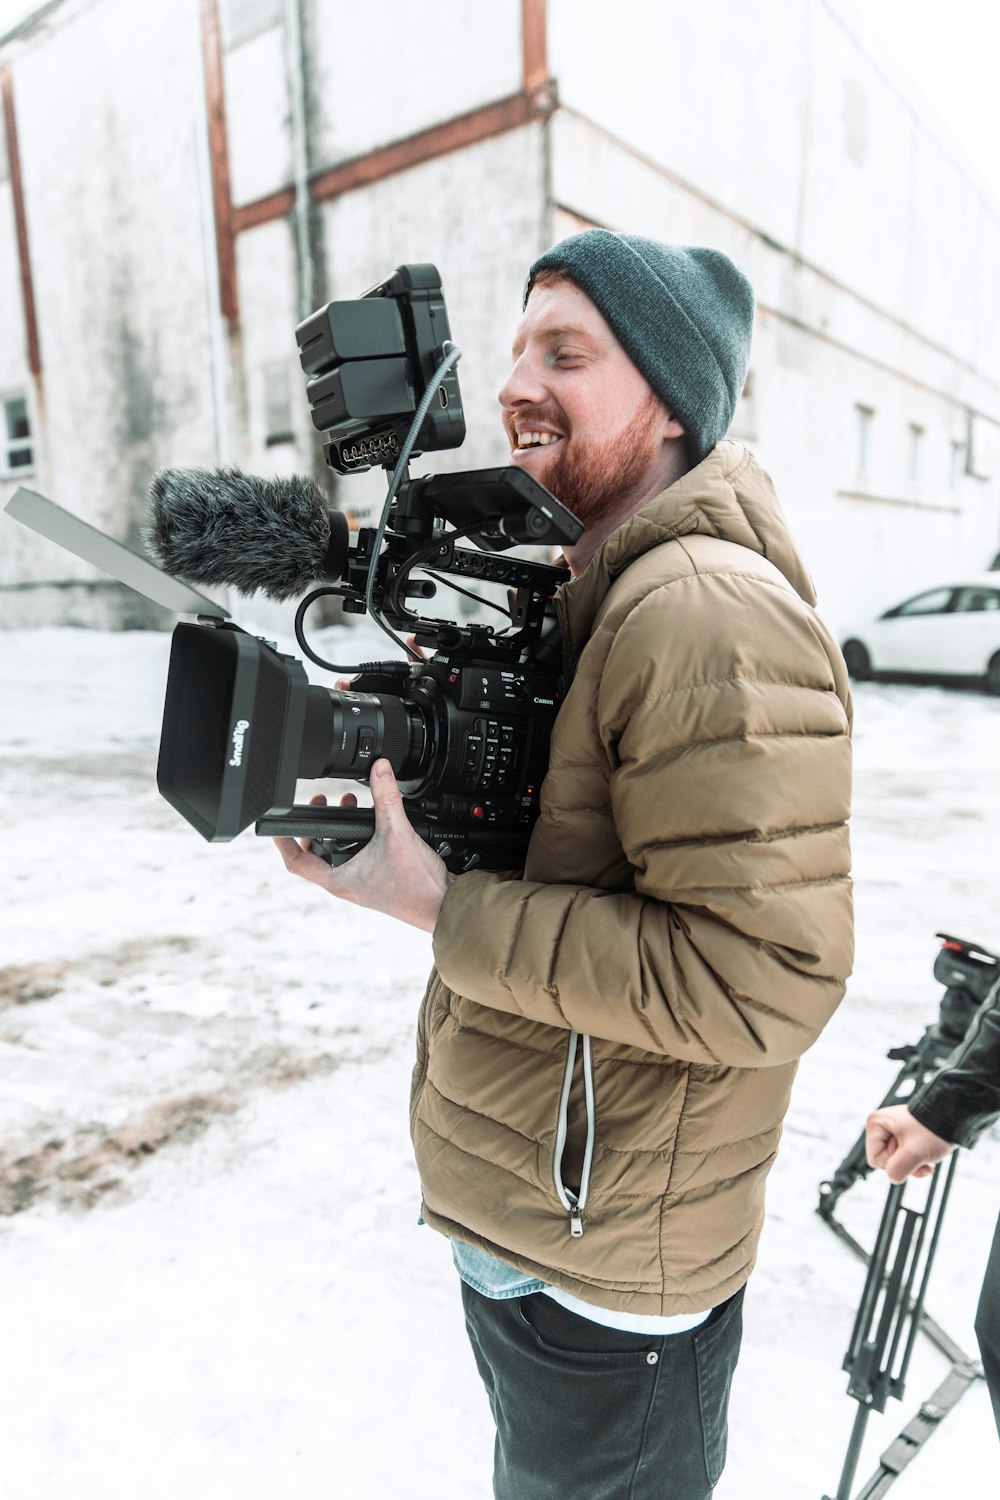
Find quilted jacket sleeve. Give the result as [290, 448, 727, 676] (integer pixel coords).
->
[431, 569, 853, 1068]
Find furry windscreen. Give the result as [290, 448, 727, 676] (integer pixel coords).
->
[146, 466, 333, 601]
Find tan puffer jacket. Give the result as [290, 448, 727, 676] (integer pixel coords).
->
[411, 442, 853, 1315]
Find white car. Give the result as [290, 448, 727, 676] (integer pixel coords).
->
[841, 575, 1000, 694]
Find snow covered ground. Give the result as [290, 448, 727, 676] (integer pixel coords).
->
[1, 623, 999, 1499]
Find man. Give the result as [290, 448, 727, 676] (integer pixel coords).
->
[276, 230, 854, 1498]
[866, 979, 1000, 1435]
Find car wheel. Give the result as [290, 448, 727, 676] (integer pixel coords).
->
[986, 653, 1000, 696]
[842, 640, 872, 681]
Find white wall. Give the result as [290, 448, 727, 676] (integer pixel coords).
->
[2, 0, 998, 635]
[544, 0, 1000, 631]
[0, 0, 218, 622]
[0, 0, 538, 624]
[307, 0, 524, 165]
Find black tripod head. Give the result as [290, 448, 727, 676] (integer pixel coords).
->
[930, 933, 1000, 1046]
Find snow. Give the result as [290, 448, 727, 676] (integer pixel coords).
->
[1, 623, 999, 1499]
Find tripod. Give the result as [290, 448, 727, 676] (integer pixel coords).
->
[818, 933, 998, 1500]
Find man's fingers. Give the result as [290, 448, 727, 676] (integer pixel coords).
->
[274, 832, 339, 887]
[272, 752, 450, 931]
[865, 1117, 894, 1169]
[868, 1125, 910, 1183]
[272, 791, 333, 871]
[867, 1114, 922, 1183]
[369, 759, 406, 826]
[297, 791, 329, 852]
[274, 834, 312, 873]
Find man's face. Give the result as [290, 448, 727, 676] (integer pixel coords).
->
[498, 276, 683, 534]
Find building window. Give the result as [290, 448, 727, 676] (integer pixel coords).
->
[965, 408, 990, 481]
[908, 423, 923, 482]
[856, 404, 874, 478]
[2, 394, 33, 475]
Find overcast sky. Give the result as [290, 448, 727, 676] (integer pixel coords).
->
[1, 0, 997, 198]
[862, 0, 1000, 197]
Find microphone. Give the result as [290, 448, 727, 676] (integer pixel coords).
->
[146, 465, 350, 601]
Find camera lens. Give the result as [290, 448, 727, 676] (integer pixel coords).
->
[300, 687, 429, 784]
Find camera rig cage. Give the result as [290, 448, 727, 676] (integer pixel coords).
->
[4, 264, 582, 875]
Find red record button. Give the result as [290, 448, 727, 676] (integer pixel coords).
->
[472, 805, 485, 819]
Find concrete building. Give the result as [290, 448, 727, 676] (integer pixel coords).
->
[1, 0, 998, 632]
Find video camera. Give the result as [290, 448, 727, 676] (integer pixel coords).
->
[148, 264, 583, 872]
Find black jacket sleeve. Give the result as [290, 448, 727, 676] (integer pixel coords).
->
[908, 980, 1000, 1148]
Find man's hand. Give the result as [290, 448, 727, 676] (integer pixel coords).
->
[273, 758, 455, 933]
[865, 1103, 955, 1184]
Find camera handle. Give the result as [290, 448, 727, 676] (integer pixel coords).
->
[257, 803, 526, 874]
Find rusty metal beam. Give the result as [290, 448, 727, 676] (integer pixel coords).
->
[1, 67, 41, 376]
[521, 0, 548, 91]
[232, 185, 296, 236]
[200, 0, 238, 320]
[307, 88, 552, 207]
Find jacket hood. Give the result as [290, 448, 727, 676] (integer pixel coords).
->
[562, 442, 817, 646]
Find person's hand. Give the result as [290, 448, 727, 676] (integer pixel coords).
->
[272, 758, 455, 933]
[865, 1103, 955, 1184]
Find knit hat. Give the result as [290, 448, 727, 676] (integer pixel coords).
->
[524, 230, 754, 463]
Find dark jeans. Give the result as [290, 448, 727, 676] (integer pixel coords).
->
[461, 1282, 745, 1500]
[977, 1209, 1000, 1437]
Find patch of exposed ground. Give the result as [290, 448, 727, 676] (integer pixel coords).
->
[0, 935, 199, 1011]
[0, 1044, 349, 1217]
[0, 962, 67, 1006]
[0, 1091, 234, 1214]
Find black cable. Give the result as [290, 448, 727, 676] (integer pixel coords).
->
[423, 570, 513, 619]
[364, 343, 462, 658]
[292, 589, 412, 677]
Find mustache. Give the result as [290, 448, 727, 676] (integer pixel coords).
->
[504, 404, 569, 441]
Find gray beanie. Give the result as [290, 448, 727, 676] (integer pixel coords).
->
[524, 230, 754, 463]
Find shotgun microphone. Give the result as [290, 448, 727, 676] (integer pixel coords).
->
[146, 465, 349, 601]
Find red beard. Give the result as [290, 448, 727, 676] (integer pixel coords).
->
[512, 390, 664, 532]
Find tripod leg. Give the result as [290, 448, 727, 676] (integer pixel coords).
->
[827, 1401, 873, 1500]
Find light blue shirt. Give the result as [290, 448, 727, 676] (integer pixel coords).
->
[451, 1239, 546, 1299]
